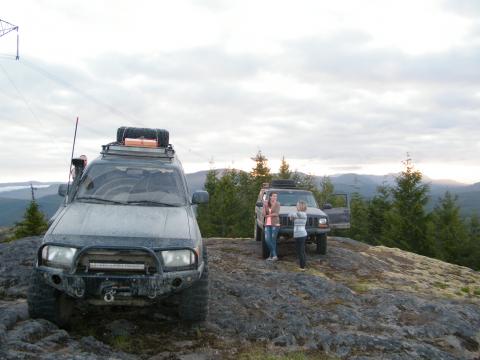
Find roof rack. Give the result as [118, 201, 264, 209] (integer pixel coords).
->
[269, 179, 297, 189]
[101, 142, 175, 159]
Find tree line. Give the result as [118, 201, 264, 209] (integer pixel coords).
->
[198, 152, 480, 271]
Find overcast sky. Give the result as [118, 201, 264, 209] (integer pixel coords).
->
[0, 0, 479, 184]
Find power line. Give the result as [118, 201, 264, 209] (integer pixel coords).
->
[20, 58, 143, 126]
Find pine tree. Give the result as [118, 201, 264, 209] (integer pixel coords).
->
[197, 169, 219, 236]
[13, 200, 48, 239]
[465, 213, 480, 270]
[250, 151, 272, 194]
[431, 191, 469, 264]
[385, 157, 433, 255]
[277, 156, 292, 179]
[367, 185, 392, 245]
[348, 192, 370, 243]
[317, 176, 335, 207]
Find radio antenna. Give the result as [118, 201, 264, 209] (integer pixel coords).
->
[66, 117, 79, 203]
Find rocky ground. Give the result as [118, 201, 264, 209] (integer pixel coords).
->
[0, 236, 479, 359]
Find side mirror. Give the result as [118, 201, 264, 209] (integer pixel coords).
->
[192, 190, 209, 204]
[256, 201, 263, 207]
[58, 184, 69, 197]
[322, 203, 333, 210]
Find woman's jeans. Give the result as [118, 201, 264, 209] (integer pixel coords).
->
[295, 236, 307, 268]
[264, 226, 279, 257]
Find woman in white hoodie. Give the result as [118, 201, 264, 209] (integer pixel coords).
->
[289, 200, 308, 269]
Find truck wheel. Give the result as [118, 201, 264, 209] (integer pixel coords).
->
[27, 271, 73, 328]
[179, 247, 209, 321]
[316, 234, 327, 255]
[255, 224, 262, 242]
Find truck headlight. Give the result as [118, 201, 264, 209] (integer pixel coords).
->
[161, 250, 195, 267]
[42, 245, 77, 269]
[318, 217, 328, 227]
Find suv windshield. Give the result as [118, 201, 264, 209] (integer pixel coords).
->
[267, 190, 318, 207]
[75, 163, 187, 206]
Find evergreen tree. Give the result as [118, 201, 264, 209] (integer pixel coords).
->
[367, 185, 392, 245]
[317, 176, 335, 207]
[464, 213, 480, 270]
[348, 192, 370, 243]
[13, 200, 48, 239]
[250, 150, 272, 192]
[431, 191, 469, 264]
[277, 156, 292, 179]
[385, 157, 433, 255]
[197, 169, 219, 236]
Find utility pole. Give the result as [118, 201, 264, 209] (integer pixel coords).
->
[0, 18, 19, 60]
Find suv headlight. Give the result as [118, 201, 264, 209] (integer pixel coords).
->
[318, 217, 328, 227]
[42, 245, 77, 269]
[161, 250, 195, 267]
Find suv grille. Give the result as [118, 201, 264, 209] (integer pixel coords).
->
[76, 249, 157, 275]
[279, 215, 320, 227]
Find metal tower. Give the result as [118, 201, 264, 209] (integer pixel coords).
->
[0, 18, 19, 60]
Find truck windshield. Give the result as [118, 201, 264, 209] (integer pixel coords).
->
[75, 163, 188, 206]
[274, 191, 318, 207]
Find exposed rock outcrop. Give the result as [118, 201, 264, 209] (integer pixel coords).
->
[0, 236, 479, 359]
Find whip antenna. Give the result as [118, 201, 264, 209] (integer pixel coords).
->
[66, 117, 79, 203]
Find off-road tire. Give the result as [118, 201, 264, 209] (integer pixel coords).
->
[27, 271, 74, 328]
[178, 247, 209, 321]
[255, 224, 262, 242]
[116, 127, 169, 147]
[316, 234, 327, 255]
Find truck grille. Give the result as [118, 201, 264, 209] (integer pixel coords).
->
[76, 249, 157, 275]
[279, 216, 319, 227]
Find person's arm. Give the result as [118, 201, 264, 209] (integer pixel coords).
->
[270, 202, 280, 217]
[262, 202, 268, 217]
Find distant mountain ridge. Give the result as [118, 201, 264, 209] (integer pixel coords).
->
[0, 172, 479, 226]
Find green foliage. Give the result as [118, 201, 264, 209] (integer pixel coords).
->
[277, 156, 292, 179]
[431, 192, 469, 264]
[251, 150, 272, 190]
[11, 200, 48, 239]
[348, 192, 370, 243]
[384, 157, 433, 256]
[367, 185, 392, 245]
[198, 169, 254, 237]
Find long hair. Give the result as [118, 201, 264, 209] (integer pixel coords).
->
[268, 192, 278, 209]
[297, 200, 307, 212]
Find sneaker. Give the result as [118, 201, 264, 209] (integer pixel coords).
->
[266, 257, 273, 261]
[271, 256, 278, 261]
[299, 267, 306, 271]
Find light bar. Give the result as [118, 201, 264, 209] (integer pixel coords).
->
[89, 262, 145, 271]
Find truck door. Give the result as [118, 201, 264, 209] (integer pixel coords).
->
[321, 193, 351, 230]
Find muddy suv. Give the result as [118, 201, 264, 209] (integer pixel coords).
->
[27, 128, 209, 326]
[254, 179, 350, 257]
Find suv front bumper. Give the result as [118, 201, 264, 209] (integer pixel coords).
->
[277, 226, 329, 238]
[34, 262, 204, 302]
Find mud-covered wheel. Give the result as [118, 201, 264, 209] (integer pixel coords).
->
[316, 234, 327, 255]
[255, 223, 262, 242]
[179, 247, 209, 321]
[27, 271, 73, 328]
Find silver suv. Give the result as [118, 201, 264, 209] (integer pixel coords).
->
[27, 128, 209, 326]
[254, 180, 350, 257]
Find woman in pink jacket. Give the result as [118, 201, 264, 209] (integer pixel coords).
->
[263, 192, 280, 261]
